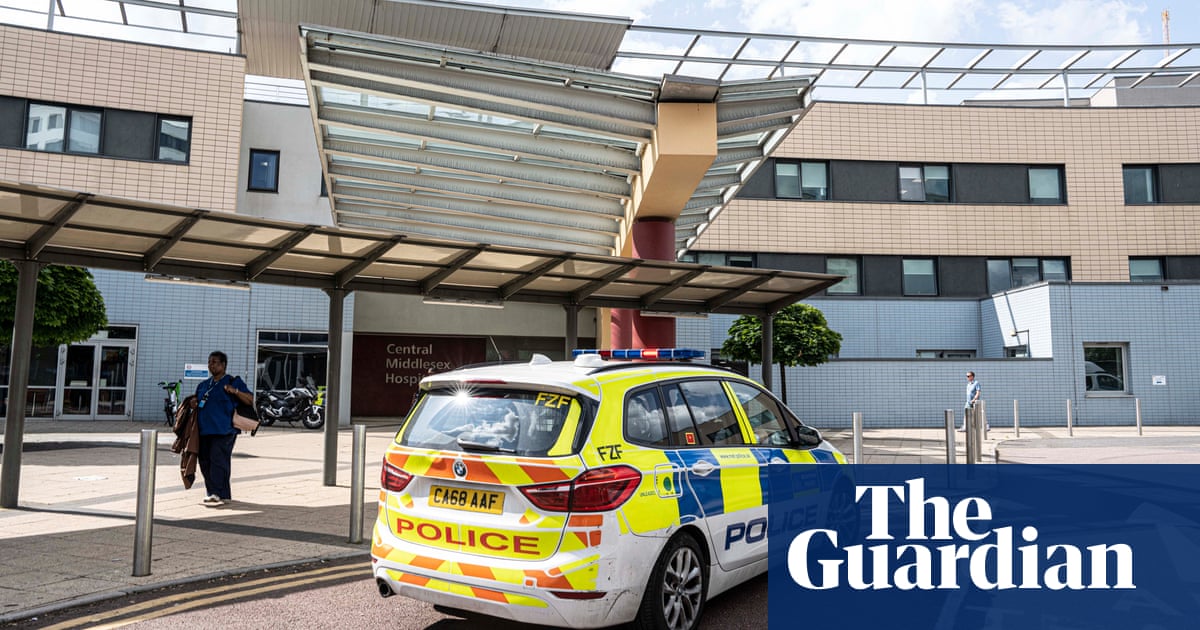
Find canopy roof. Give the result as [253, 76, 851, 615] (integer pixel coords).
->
[300, 24, 809, 257]
[0, 180, 839, 315]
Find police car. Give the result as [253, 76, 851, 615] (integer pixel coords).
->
[371, 349, 847, 630]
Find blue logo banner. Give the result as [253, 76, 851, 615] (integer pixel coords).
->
[767, 465, 1200, 629]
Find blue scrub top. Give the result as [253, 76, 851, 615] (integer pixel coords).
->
[196, 374, 251, 436]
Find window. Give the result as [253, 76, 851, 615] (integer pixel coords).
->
[917, 350, 976, 359]
[775, 161, 828, 200]
[899, 165, 950, 202]
[902, 258, 937, 296]
[12, 97, 190, 162]
[157, 118, 190, 162]
[1129, 258, 1164, 283]
[825, 257, 860, 295]
[26, 104, 102, 154]
[1028, 167, 1064, 204]
[255, 330, 328, 394]
[248, 149, 280, 192]
[1012, 258, 1040, 287]
[625, 389, 669, 446]
[1123, 166, 1157, 204]
[988, 258, 1069, 292]
[26, 103, 65, 151]
[727, 254, 754, 268]
[987, 259, 1012, 293]
[1083, 344, 1127, 394]
[1042, 259, 1068, 282]
[728, 381, 792, 446]
[1006, 346, 1029, 358]
[67, 109, 101, 154]
[676, 380, 744, 446]
[695, 252, 754, 267]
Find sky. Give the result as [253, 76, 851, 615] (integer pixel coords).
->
[470, 0, 1199, 46]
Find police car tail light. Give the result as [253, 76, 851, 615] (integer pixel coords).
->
[381, 460, 412, 492]
[519, 465, 641, 513]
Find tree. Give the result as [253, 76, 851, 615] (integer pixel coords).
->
[0, 263, 108, 347]
[720, 303, 841, 404]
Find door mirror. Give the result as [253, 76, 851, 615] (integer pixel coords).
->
[794, 424, 822, 448]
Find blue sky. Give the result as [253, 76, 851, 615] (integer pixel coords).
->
[473, 0, 1198, 46]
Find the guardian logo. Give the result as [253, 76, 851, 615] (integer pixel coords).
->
[788, 478, 1135, 591]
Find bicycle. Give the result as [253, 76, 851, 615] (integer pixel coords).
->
[159, 380, 181, 427]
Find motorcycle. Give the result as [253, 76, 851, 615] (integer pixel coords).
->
[256, 376, 324, 429]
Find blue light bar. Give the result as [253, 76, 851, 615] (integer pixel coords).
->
[572, 348, 706, 360]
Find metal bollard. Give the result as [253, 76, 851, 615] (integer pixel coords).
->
[1066, 399, 1073, 437]
[965, 405, 978, 465]
[980, 400, 988, 441]
[350, 423, 367, 544]
[133, 429, 157, 577]
[852, 412, 863, 464]
[944, 409, 955, 464]
[1013, 399, 1020, 438]
[1135, 398, 1143, 436]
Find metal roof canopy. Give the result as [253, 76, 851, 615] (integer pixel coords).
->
[300, 24, 810, 258]
[0, 180, 839, 315]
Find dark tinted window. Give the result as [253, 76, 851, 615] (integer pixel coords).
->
[662, 384, 698, 445]
[626, 389, 670, 446]
[678, 380, 744, 446]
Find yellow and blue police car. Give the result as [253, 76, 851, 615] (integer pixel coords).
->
[371, 349, 847, 630]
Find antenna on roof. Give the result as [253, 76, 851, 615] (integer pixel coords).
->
[1162, 9, 1171, 58]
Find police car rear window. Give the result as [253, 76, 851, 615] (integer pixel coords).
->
[401, 388, 581, 457]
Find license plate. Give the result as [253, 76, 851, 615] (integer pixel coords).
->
[428, 484, 505, 515]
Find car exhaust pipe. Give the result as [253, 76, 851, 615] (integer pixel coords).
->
[377, 579, 394, 598]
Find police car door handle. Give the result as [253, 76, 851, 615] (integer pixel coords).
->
[691, 460, 716, 477]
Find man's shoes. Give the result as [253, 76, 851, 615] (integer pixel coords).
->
[202, 494, 226, 507]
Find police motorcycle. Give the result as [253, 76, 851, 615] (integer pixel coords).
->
[255, 375, 324, 429]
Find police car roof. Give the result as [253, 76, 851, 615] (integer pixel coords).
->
[420, 353, 730, 396]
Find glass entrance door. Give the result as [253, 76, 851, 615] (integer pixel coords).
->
[60, 343, 134, 418]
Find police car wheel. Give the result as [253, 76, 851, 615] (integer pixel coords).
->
[635, 534, 707, 630]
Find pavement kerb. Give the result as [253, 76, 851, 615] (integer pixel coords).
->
[0, 550, 368, 625]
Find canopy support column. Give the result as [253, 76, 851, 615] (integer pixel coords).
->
[564, 304, 579, 357]
[323, 287, 346, 486]
[1, 261, 41, 508]
[760, 313, 774, 393]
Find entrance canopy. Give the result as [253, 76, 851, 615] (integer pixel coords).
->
[299, 24, 811, 257]
[0, 180, 839, 316]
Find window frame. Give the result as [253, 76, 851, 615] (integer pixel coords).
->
[774, 160, 828, 200]
[916, 350, 977, 359]
[247, 148, 281, 193]
[899, 164, 952, 203]
[1123, 165, 1158, 204]
[156, 116, 192, 163]
[1083, 343, 1129, 396]
[902, 258, 938, 296]
[1028, 166, 1065, 204]
[1129, 257, 1165, 283]
[825, 256, 860, 295]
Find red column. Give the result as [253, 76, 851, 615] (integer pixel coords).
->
[611, 217, 676, 349]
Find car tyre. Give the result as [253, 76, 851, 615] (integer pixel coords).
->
[635, 533, 707, 630]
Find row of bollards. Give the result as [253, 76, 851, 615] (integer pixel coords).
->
[849, 396, 1152, 467]
[132, 424, 373, 577]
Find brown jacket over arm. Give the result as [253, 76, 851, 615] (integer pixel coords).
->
[171, 395, 200, 489]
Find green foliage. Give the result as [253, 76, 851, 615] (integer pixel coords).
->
[720, 303, 841, 368]
[0, 263, 108, 347]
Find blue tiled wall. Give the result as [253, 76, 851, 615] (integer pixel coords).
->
[94, 269, 351, 422]
[687, 283, 1200, 429]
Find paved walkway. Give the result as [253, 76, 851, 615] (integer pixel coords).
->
[1, 419, 1198, 623]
